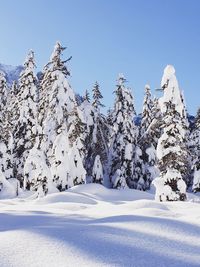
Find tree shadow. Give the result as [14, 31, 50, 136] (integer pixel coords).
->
[0, 212, 200, 266]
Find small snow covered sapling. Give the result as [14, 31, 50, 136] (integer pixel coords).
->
[0, 170, 19, 198]
[153, 169, 187, 201]
[92, 155, 103, 184]
[112, 169, 127, 189]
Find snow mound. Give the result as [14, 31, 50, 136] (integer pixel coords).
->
[35, 190, 97, 205]
[69, 183, 153, 202]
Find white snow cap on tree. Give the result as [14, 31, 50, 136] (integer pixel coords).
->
[117, 73, 126, 85]
[92, 155, 103, 184]
[159, 65, 185, 117]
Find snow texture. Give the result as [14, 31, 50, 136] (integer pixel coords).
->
[0, 184, 200, 267]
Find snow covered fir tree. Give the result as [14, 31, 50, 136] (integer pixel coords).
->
[189, 108, 200, 192]
[109, 74, 138, 189]
[153, 65, 189, 201]
[12, 50, 39, 189]
[0, 42, 199, 202]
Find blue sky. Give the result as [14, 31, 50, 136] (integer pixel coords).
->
[1, 0, 200, 114]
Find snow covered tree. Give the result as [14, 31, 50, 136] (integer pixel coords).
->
[92, 155, 103, 184]
[189, 108, 200, 192]
[68, 143, 86, 185]
[111, 169, 127, 190]
[83, 89, 90, 102]
[91, 84, 109, 180]
[81, 82, 109, 184]
[40, 42, 83, 154]
[109, 74, 138, 189]
[24, 145, 57, 197]
[149, 97, 162, 148]
[39, 41, 71, 124]
[12, 50, 39, 188]
[0, 71, 8, 112]
[6, 81, 20, 132]
[139, 85, 159, 190]
[140, 84, 153, 136]
[0, 71, 15, 185]
[50, 129, 70, 190]
[153, 65, 188, 201]
[92, 81, 104, 110]
[79, 94, 95, 181]
[0, 169, 20, 198]
[133, 146, 144, 190]
[39, 42, 86, 191]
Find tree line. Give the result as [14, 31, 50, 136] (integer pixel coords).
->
[0, 42, 199, 201]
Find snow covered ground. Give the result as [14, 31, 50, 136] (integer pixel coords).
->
[0, 184, 200, 267]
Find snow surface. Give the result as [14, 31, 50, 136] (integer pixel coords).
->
[0, 184, 200, 267]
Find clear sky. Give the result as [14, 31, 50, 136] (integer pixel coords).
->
[0, 0, 200, 114]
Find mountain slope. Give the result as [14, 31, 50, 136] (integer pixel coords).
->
[0, 63, 23, 85]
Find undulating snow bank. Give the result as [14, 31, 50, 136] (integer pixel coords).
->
[0, 184, 200, 267]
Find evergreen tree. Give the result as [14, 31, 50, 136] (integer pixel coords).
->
[24, 145, 56, 196]
[109, 74, 138, 189]
[6, 81, 20, 132]
[132, 145, 143, 190]
[0, 71, 14, 182]
[83, 89, 90, 102]
[40, 42, 86, 191]
[0, 71, 8, 110]
[13, 50, 39, 188]
[140, 84, 153, 136]
[153, 65, 188, 201]
[92, 81, 104, 109]
[148, 97, 162, 148]
[189, 108, 200, 192]
[139, 85, 159, 190]
[81, 82, 109, 185]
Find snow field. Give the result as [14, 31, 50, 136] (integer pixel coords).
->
[0, 184, 200, 267]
